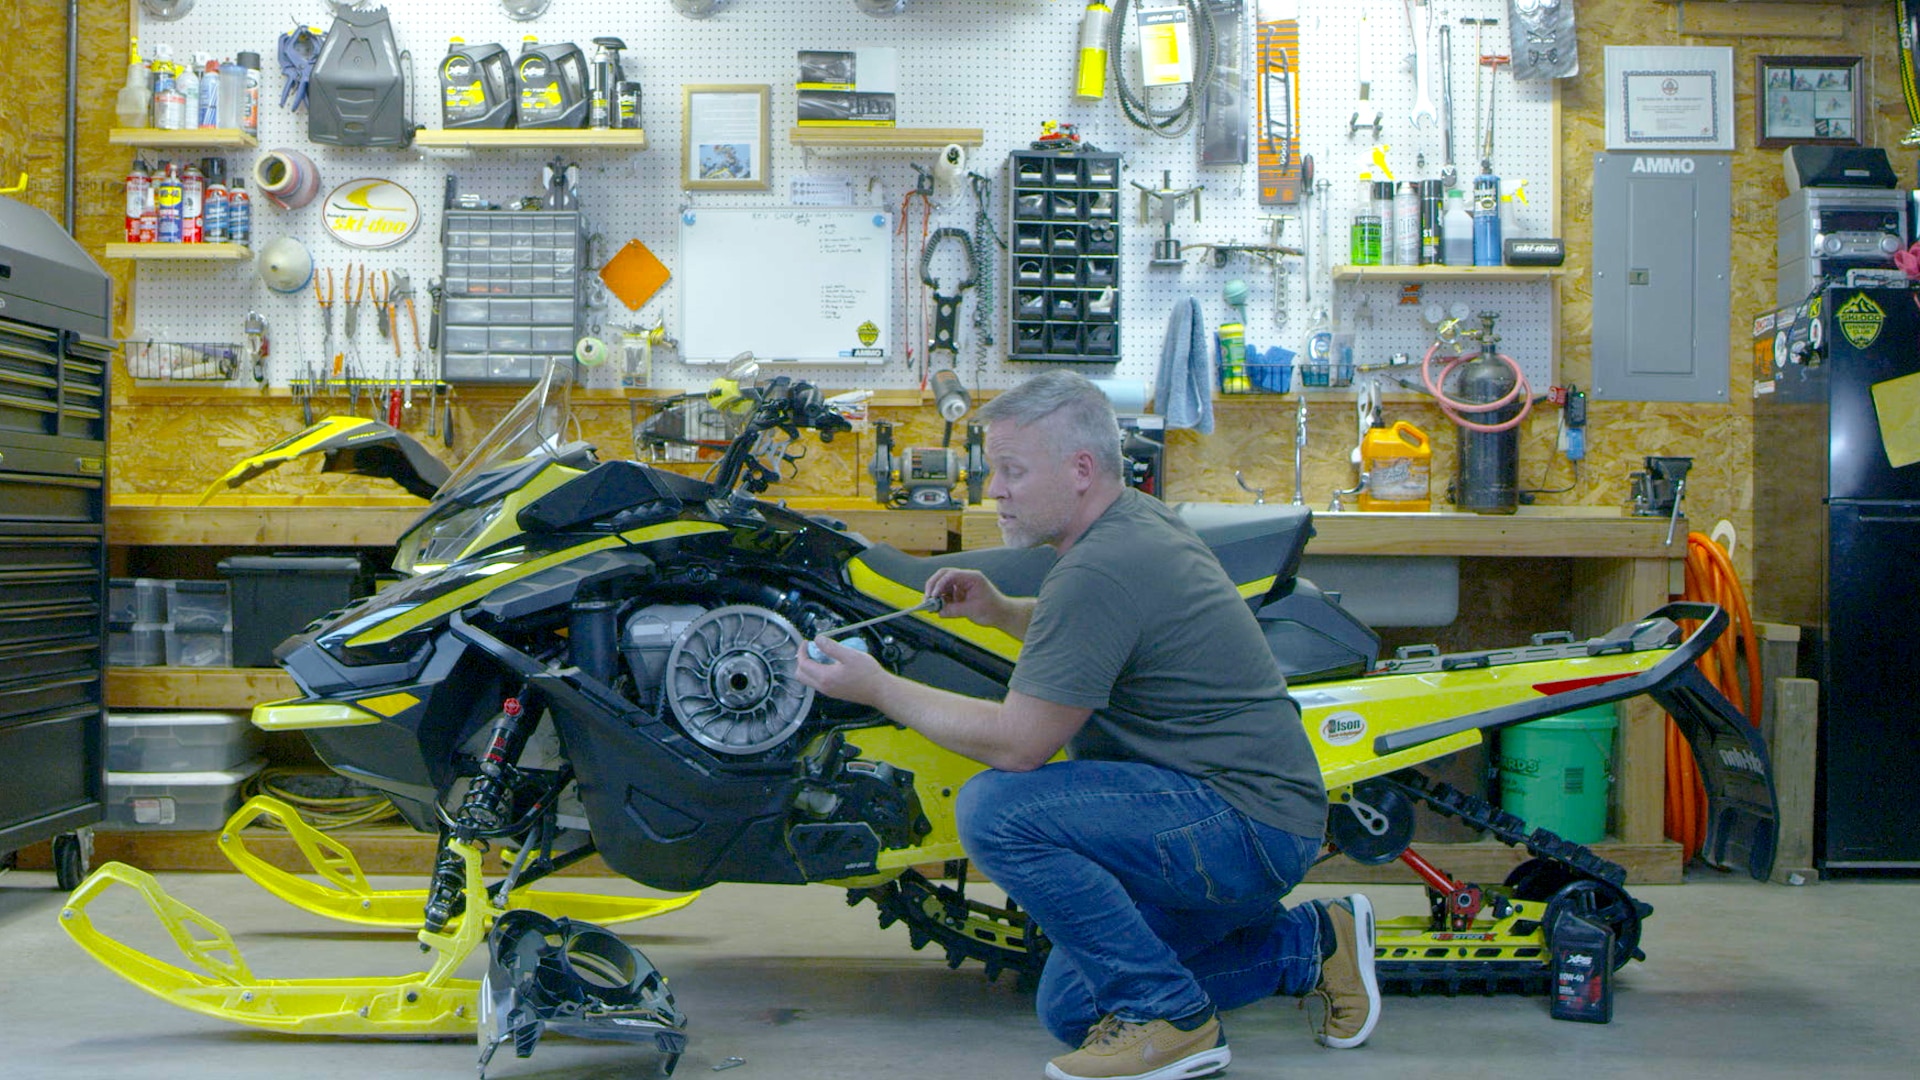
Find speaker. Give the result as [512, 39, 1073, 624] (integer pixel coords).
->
[1783, 146, 1897, 194]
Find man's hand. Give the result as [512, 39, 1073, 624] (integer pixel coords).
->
[793, 635, 889, 706]
[925, 568, 1033, 638]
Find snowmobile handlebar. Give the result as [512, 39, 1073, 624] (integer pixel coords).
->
[709, 376, 852, 494]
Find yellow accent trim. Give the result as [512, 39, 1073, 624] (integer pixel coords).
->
[195, 416, 378, 505]
[251, 701, 383, 731]
[348, 520, 726, 648]
[218, 796, 696, 929]
[355, 692, 420, 718]
[454, 461, 585, 560]
[1237, 574, 1277, 600]
[845, 557, 1023, 660]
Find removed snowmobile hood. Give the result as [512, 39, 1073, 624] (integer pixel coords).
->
[198, 416, 451, 503]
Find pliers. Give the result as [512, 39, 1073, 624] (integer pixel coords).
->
[278, 25, 323, 112]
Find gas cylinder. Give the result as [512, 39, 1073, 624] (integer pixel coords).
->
[1452, 353, 1520, 514]
[1357, 420, 1432, 512]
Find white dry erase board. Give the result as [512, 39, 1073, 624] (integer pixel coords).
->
[678, 207, 894, 365]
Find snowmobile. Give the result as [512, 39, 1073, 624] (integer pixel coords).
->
[63, 360, 1776, 1056]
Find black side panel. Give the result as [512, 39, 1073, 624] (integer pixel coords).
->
[854, 544, 1057, 598]
[517, 460, 685, 533]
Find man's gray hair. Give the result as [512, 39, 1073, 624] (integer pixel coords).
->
[977, 370, 1125, 480]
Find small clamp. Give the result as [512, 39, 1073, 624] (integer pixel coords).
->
[919, 227, 977, 357]
[277, 24, 323, 112]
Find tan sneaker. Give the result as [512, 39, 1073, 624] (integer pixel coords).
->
[1043, 1014, 1231, 1080]
[1310, 893, 1380, 1048]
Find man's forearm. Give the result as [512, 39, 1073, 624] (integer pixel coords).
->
[990, 596, 1037, 640]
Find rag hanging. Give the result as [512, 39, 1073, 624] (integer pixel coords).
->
[1155, 296, 1215, 434]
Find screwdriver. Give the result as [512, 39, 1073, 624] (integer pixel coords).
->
[806, 596, 944, 662]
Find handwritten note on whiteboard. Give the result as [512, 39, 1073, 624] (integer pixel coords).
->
[678, 207, 893, 365]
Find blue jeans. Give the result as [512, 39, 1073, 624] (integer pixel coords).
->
[955, 760, 1326, 1047]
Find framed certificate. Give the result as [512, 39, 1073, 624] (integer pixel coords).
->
[1604, 46, 1736, 152]
[682, 85, 771, 192]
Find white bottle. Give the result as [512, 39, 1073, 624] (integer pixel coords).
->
[1442, 190, 1474, 266]
[180, 52, 205, 128]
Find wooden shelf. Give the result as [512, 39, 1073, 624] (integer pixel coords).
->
[1332, 264, 1564, 283]
[105, 242, 252, 261]
[412, 128, 649, 150]
[109, 127, 256, 148]
[109, 497, 427, 546]
[106, 667, 298, 710]
[789, 126, 985, 149]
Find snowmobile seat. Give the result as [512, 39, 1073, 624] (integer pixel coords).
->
[1173, 503, 1315, 594]
[851, 544, 1057, 599]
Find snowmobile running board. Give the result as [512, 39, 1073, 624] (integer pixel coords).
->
[57, 802, 697, 1038]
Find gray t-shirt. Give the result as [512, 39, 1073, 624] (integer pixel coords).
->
[1009, 488, 1329, 838]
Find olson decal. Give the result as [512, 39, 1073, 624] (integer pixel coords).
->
[1320, 711, 1368, 746]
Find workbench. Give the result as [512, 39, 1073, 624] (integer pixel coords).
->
[86, 497, 1690, 886]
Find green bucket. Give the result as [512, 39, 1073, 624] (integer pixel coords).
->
[1496, 706, 1617, 844]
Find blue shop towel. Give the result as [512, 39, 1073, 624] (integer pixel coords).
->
[1155, 296, 1214, 434]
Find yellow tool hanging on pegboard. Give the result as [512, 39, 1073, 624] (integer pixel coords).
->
[1256, 18, 1302, 205]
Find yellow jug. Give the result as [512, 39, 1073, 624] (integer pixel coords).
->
[1358, 420, 1432, 512]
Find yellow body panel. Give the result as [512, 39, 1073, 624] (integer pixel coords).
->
[355, 692, 421, 718]
[845, 557, 1022, 661]
[252, 700, 383, 731]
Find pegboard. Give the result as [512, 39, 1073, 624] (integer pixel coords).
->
[126, 0, 1559, 400]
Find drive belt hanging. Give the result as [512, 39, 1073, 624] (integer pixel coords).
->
[919, 226, 977, 381]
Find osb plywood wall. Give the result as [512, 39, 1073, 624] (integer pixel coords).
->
[7, 1, 1900, 594]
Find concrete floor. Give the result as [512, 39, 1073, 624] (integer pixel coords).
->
[1, 866, 1914, 1079]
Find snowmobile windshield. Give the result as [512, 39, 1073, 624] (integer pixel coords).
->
[436, 361, 579, 498]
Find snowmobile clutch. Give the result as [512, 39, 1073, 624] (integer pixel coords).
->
[217, 795, 697, 929]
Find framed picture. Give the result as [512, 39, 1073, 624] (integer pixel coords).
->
[1757, 55, 1863, 149]
[682, 85, 771, 191]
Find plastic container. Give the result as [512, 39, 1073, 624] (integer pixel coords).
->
[515, 38, 588, 129]
[109, 623, 166, 667]
[1357, 421, 1432, 512]
[109, 578, 168, 626]
[219, 555, 368, 667]
[441, 38, 515, 129]
[103, 757, 265, 830]
[107, 710, 263, 772]
[164, 621, 233, 667]
[1497, 706, 1617, 844]
[1549, 909, 1615, 1023]
[163, 580, 230, 631]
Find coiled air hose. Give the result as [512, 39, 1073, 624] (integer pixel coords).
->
[1665, 531, 1762, 862]
[243, 767, 401, 831]
[1106, 0, 1219, 138]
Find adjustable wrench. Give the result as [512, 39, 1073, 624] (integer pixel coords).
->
[1410, 0, 1437, 130]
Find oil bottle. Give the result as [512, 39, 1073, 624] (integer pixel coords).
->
[1357, 419, 1432, 512]
[516, 37, 588, 129]
[441, 38, 514, 129]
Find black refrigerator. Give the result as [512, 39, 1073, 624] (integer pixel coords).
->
[1754, 286, 1920, 872]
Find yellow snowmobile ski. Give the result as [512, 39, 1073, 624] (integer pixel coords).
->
[60, 841, 499, 1037]
[218, 795, 697, 929]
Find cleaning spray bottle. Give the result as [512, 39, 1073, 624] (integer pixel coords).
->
[117, 41, 150, 129]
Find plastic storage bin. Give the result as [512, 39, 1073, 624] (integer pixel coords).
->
[1497, 706, 1618, 844]
[106, 711, 264, 772]
[163, 580, 230, 631]
[108, 623, 166, 667]
[108, 577, 167, 626]
[163, 621, 233, 667]
[103, 757, 265, 830]
[218, 555, 369, 667]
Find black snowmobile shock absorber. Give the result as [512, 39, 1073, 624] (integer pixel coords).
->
[423, 690, 544, 933]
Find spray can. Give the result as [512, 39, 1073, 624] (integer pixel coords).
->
[228, 178, 251, 246]
[197, 60, 221, 128]
[179, 159, 204, 243]
[1372, 181, 1397, 264]
[1075, 2, 1112, 102]
[1420, 179, 1443, 265]
[1473, 171, 1503, 267]
[202, 158, 229, 245]
[441, 39, 515, 129]
[152, 66, 185, 130]
[1350, 176, 1381, 266]
[154, 161, 183, 243]
[124, 159, 151, 243]
[589, 38, 627, 130]
[1393, 181, 1421, 266]
[236, 51, 261, 136]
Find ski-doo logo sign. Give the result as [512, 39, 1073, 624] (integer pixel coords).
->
[1718, 746, 1767, 775]
[1631, 157, 1696, 175]
[1320, 711, 1368, 746]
